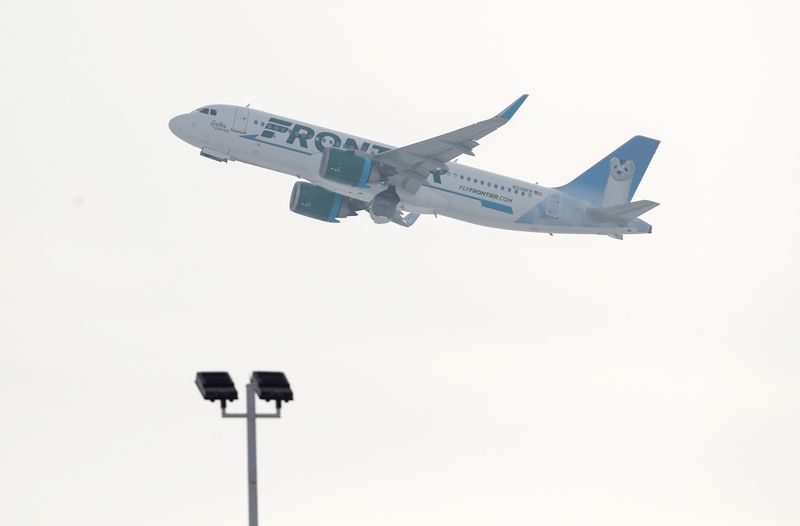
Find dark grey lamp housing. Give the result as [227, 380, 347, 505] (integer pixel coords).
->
[251, 371, 293, 407]
[195, 371, 238, 402]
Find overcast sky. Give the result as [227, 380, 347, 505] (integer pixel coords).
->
[1, 1, 799, 525]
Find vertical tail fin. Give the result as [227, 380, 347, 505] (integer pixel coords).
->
[557, 136, 660, 207]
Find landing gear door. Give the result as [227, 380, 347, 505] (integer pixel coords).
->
[232, 107, 250, 133]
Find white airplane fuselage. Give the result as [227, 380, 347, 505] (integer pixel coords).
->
[169, 104, 655, 236]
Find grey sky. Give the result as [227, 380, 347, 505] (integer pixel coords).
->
[1, 1, 799, 525]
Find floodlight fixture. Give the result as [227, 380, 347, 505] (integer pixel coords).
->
[251, 371, 293, 406]
[195, 371, 238, 402]
[195, 370, 292, 526]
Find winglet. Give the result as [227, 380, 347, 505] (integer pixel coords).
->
[496, 94, 529, 120]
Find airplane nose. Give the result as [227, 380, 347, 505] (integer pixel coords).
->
[169, 113, 199, 146]
[168, 115, 182, 136]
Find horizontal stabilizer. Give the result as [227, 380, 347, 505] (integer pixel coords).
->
[587, 200, 659, 224]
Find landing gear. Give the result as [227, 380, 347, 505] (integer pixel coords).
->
[369, 188, 421, 227]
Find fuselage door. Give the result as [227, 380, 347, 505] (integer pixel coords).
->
[232, 106, 250, 133]
[546, 191, 560, 218]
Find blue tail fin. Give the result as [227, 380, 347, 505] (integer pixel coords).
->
[557, 136, 660, 207]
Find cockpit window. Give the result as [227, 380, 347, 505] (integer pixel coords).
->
[210, 109, 217, 116]
[195, 107, 218, 115]
[199, 108, 209, 114]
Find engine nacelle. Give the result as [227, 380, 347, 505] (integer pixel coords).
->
[319, 147, 378, 187]
[370, 189, 398, 216]
[369, 188, 400, 224]
[289, 181, 352, 223]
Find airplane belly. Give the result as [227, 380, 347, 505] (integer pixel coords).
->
[396, 186, 451, 213]
[190, 126, 231, 154]
[229, 135, 311, 177]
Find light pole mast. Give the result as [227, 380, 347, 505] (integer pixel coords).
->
[196, 371, 292, 526]
[246, 383, 258, 526]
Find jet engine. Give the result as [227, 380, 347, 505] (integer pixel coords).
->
[319, 147, 379, 187]
[289, 182, 355, 223]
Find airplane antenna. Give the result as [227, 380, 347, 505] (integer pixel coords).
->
[246, 103, 251, 108]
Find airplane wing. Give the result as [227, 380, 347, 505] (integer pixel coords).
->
[374, 94, 528, 193]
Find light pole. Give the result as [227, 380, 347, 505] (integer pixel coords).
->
[196, 371, 293, 526]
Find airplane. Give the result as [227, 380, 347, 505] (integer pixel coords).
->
[168, 95, 660, 238]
